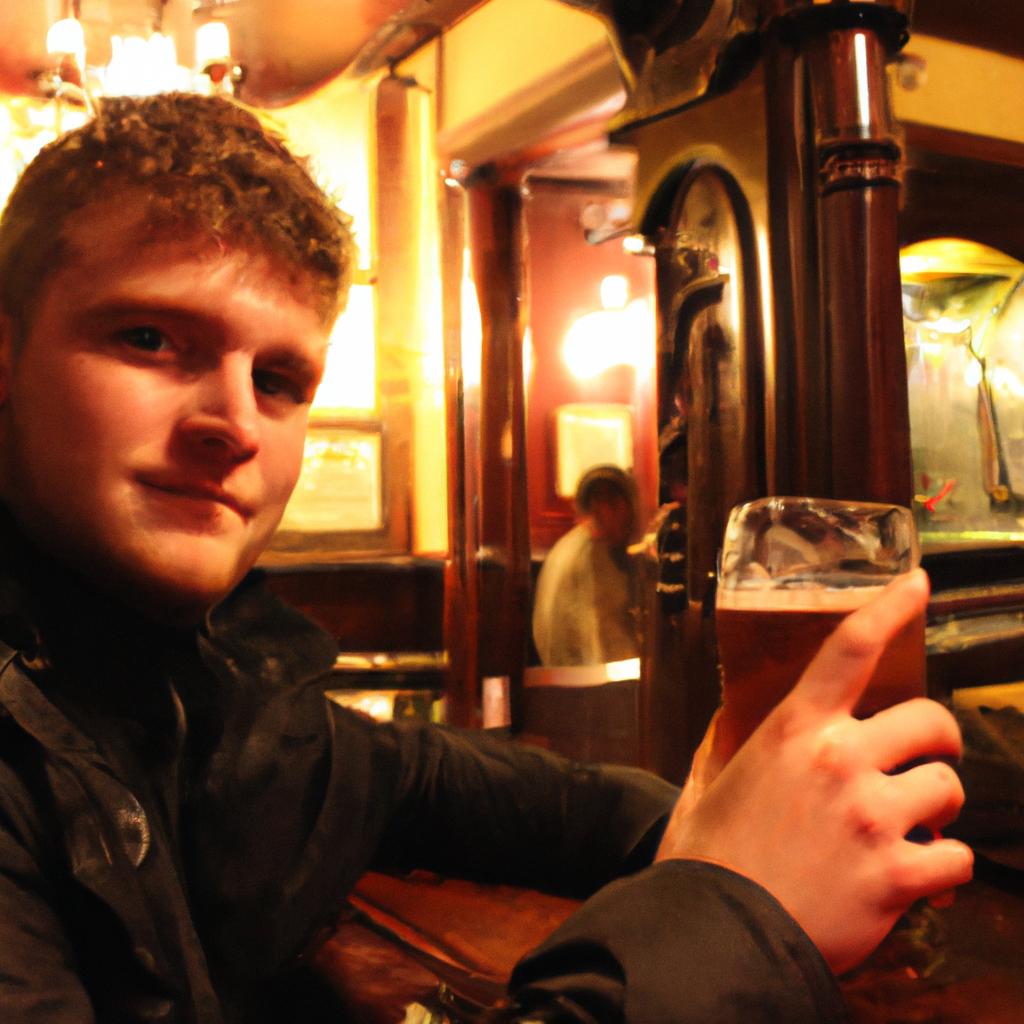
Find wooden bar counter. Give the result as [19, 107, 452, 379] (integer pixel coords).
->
[311, 853, 1024, 1022]
[843, 855, 1024, 1023]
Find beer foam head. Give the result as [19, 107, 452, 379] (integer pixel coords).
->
[716, 584, 889, 612]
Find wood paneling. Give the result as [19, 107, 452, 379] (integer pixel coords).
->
[265, 560, 444, 653]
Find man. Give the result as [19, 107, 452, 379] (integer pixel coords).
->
[532, 465, 639, 666]
[0, 93, 971, 1023]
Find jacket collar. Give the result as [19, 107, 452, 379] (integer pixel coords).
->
[0, 505, 337, 724]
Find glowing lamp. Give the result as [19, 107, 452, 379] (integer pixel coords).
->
[46, 17, 85, 59]
[195, 21, 231, 68]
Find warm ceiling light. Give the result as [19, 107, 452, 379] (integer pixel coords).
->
[622, 233, 651, 255]
[103, 33, 188, 96]
[194, 21, 243, 93]
[195, 21, 231, 68]
[46, 16, 87, 88]
[46, 17, 86, 60]
[40, 10, 245, 104]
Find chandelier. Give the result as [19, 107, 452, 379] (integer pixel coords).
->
[0, 1, 249, 201]
[40, 0, 245, 114]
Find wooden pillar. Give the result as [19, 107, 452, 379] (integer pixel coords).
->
[465, 175, 531, 728]
[439, 179, 481, 728]
[372, 74, 418, 551]
[763, 27, 825, 497]
[764, 0, 913, 505]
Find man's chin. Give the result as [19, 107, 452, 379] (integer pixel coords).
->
[28, 517, 268, 624]
[112, 573, 233, 625]
[101, 549, 253, 625]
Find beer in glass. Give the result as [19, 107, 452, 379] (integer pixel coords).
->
[715, 497, 925, 751]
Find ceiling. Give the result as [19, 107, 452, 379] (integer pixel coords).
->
[0, 0, 483, 107]
[911, 0, 1024, 62]
[2, 1, 1022, 110]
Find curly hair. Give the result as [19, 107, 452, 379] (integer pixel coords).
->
[0, 92, 355, 335]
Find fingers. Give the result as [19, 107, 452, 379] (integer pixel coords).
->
[884, 758, 966, 835]
[883, 838, 974, 911]
[860, 697, 963, 771]
[789, 569, 930, 717]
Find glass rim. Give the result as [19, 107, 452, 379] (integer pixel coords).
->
[728, 495, 915, 517]
[719, 495, 920, 590]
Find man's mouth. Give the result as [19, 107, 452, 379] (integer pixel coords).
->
[139, 476, 249, 519]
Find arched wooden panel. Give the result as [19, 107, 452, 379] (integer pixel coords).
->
[640, 161, 764, 781]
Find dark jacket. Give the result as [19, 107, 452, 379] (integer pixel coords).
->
[0, 523, 845, 1023]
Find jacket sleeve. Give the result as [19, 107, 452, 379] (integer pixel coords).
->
[372, 720, 678, 895]
[371, 723, 846, 1023]
[505, 860, 847, 1023]
[184, 690, 677, 981]
[191, 670, 845, 1023]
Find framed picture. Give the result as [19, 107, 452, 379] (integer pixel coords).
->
[262, 420, 407, 564]
[554, 403, 634, 498]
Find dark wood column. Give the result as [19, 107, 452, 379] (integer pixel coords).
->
[439, 178, 480, 728]
[464, 175, 531, 728]
[372, 74, 416, 546]
[764, 0, 913, 505]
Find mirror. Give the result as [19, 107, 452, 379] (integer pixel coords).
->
[519, 146, 657, 669]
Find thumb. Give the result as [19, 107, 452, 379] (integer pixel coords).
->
[784, 568, 929, 718]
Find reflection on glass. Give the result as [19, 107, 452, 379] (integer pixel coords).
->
[902, 238, 1024, 547]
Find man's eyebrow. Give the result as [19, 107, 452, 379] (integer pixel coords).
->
[74, 298, 228, 333]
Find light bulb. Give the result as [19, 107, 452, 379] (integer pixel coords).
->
[195, 21, 231, 67]
[47, 17, 85, 57]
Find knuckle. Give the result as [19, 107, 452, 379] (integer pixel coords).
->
[899, 695, 937, 718]
[845, 789, 889, 844]
[810, 724, 860, 779]
[850, 808, 887, 846]
[761, 705, 801, 747]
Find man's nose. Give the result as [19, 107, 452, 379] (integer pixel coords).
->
[179, 356, 260, 462]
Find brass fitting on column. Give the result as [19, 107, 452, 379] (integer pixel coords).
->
[762, 0, 912, 194]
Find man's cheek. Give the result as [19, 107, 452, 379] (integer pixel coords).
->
[281, 438, 308, 499]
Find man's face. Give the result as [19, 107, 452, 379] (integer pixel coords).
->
[592, 494, 635, 549]
[0, 202, 330, 621]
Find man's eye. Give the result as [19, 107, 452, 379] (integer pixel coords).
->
[116, 326, 170, 353]
[253, 369, 306, 404]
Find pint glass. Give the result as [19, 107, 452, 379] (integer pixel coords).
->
[715, 497, 925, 751]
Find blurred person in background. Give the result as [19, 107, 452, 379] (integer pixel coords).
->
[532, 464, 640, 666]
